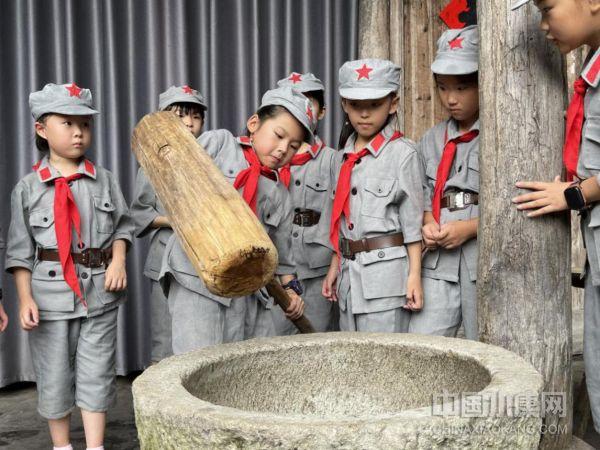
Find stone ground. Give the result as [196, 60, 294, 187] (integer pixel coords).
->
[1, 310, 599, 449]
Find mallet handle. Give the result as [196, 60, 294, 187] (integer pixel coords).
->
[266, 280, 316, 334]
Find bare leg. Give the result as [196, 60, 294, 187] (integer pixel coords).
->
[48, 415, 71, 447]
[81, 409, 105, 449]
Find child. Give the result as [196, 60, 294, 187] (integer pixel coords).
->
[159, 86, 313, 353]
[511, 0, 600, 433]
[322, 59, 424, 332]
[408, 25, 480, 340]
[270, 72, 337, 334]
[130, 85, 206, 363]
[5, 83, 134, 450]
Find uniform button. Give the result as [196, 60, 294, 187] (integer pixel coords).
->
[377, 188, 382, 193]
[295, 180, 301, 186]
[294, 208, 300, 213]
[351, 187, 357, 195]
[355, 159, 361, 164]
[348, 223, 354, 230]
[293, 232, 299, 238]
[229, 169, 234, 175]
[458, 165, 463, 172]
[333, 190, 336, 195]
[316, 183, 320, 187]
[81, 272, 89, 280]
[266, 213, 271, 219]
[78, 242, 85, 249]
[48, 270, 56, 277]
[378, 251, 385, 258]
[43, 217, 48, 222]
[104, 202, 110, 208]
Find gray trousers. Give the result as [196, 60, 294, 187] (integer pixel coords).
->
[244, 296, 276, 339]
[167, 281, 245, 355]
[584, 269, 600, 433]
[272, 276, 333, 335]
[409, 252, 478, 340]
[150, 279, 172, 362]
[339, 292, 410, 333]
[29, 308, 118, 419]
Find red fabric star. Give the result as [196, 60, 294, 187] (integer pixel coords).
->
[439, 0, 470, 29]
[355, 64, 373, 80]
[66, 83, 82, 97]
[449, 37, 464, 49]
[306, 106, 314, 122]
[289, 73, 302, 83]
[182, 85, 194, 94]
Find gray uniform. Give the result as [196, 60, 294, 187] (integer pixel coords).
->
[334, 124, 423, 332]
[130, 167, 173, 362]
[573, 47, 600, 433]
[5, 156, 134, 419]
[159, 129, 296, 354]
[272, 136, 337, 335]
[408, 119, 479, 340]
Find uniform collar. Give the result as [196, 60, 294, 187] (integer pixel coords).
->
[343, 123, 400, 158]
[308, 135, 324, 158]
[581, 46, 600, 88]
[446, 118, 480, 141]
[33, 156, 96, 183]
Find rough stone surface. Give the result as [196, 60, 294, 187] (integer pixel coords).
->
[133, 333, 544, 449]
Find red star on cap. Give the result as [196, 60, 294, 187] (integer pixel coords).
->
[306, 106, 314, 122]
[449, 37, 464, 50]
[355, 64, 373, 80]
[182, 85, 194, 94]
[66, 83, 82, 97]
[289, 73, 302, 84]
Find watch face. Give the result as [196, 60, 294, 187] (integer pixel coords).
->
[565, 186, 585, 210]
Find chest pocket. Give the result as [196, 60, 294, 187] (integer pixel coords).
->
[582, 118, 600, 171]
[361, 178, 396, 219]
[93, 196, 116, 234]
[304, 175, 329, 209]
[261, 198, 283, 229]
[29, 208, 57, 248]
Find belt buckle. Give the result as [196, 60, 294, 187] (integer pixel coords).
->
[340, 239, 352, 259]
[301, 212, 312, 227]
[82, 249, 103, 268]
[449, 192, 466, 212]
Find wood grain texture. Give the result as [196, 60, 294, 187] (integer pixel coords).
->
[131, 111, 278, 298]
[478, 4, 572, 448]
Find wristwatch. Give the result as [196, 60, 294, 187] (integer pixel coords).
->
[564, 182, 587, 211]
[282, 278, 303, 296]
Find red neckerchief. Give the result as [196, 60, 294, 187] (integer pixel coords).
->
[563, 77, 588, 181]
[329, 130, 403, 258]
[431, 125, 479, 224]
[279, 140, 324, 189]
[233, 137, 277, 213]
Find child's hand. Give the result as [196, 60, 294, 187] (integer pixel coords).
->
[0, 303, 8, 332]
[437, 221, 472, 249]
[403, 273, 423, 311]
[422, 221, 441, 249]
[513, 176, 570, 217]
[19, 297, 39, 330]
[284, 290, 305, 320]
[105, 259, 127, 292]
[322, 263, 339, 302]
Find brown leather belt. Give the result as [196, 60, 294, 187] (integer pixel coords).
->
[340, 232, 405, 259]
[440, 191, 478, 211]
[37, 248, 113, 268]
[293, 209, 321, 227]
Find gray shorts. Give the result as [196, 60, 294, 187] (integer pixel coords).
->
[150, 279, 172, 362]
[29, 308, 118, 419]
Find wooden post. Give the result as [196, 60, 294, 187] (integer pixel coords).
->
[478, 3, 572, 449]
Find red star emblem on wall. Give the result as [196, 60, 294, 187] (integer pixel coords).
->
[66, 83, 82, 97]
[289, 73, 302, 83]
[182, 85, 194, 94]
[355, 64, 373, 80]
[306, 106, 314, 122]
[449, 37, 464, 50]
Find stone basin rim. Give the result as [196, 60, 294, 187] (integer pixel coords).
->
[133, 332, 543, 425]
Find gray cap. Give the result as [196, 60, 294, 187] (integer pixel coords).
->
[511, 0, 531, 10]
[29, 83, 99, 120]
[158, 85, 207, 111]
[277, 72, 324, 93]
[260, 86, 316, 144]
[338, 58, 400, 100]
[431, 25, 479, 75]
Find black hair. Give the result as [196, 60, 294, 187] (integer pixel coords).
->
[434, 71, 479, 86]
[337, 93, 399, 149]
[303, 90, 325, 112]
[164, 102, 206, 120]
[244, 104, 309, 143]
[34, 113, 50, 152]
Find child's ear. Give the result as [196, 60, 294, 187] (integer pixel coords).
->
[590, 0, 600, 15]
[34, 122, 47, 139]
[246, 114, 260, 134]
[389, 95, 400, 115]
[318, 106, 327, 121]
[341, 98, 349, 114]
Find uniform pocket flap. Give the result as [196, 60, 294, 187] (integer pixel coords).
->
[305, 175, 328, 192]
[468, 151, 480, 171]
[262, 198, 283, 227]
[425, 163, 438, 180]
[93, 196, 116, 212]
[360, 244, 407, 266]
[364, 178, 396, 197]
[29, 208, 54, 228]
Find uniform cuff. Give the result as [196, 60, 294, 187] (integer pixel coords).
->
[135, 212, 160, 238]
[5, 258, 34, 273]
[403, 232, 423, 244]
[275, 264, 296, 276]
